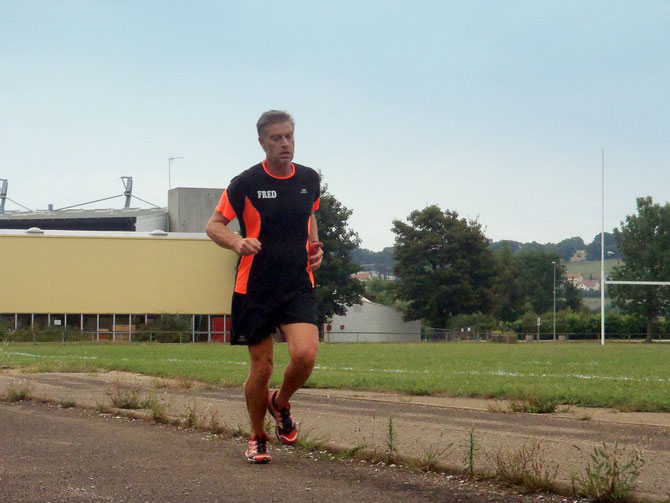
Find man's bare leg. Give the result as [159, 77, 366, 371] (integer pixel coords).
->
[274, 323, 319, 409]
[246, 336, 274, 436]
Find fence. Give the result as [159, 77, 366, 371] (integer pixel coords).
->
[4, 326, 670, 344]
[1, 329, 230, 344]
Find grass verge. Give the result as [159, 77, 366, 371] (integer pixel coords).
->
[3, 341, 670, 411]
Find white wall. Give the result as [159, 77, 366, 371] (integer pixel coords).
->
[325, 298, 421, 343]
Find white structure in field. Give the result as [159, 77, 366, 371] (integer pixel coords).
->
[325, 298, 421, 343]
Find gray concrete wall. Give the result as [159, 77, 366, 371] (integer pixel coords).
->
[168, 187, 239, 233]
[326, 298, 421, 343]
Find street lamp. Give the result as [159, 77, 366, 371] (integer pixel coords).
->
[168, 156, 184, 190]
[552, 261, 557, 341]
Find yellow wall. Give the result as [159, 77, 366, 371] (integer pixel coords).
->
[0, 232, 237, 314]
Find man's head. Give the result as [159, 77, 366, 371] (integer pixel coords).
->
[257, 110, 295, 168]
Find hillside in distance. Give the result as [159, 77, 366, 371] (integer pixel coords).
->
[351, 233, 620, 273]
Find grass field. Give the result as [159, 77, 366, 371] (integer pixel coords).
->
[2, 341, 670, 412]
[564, 258, 618, 280]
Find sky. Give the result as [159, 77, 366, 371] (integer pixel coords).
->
[2, 1, 669, 251]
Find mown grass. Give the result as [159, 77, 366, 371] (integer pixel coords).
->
[1, 341, 670, 411]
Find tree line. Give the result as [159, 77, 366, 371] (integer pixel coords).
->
[316, 180, 670, 342]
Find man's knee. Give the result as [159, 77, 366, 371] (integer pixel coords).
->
[291, 345, 317, 371]
[248, 341, 274, 383]
[249, 357, 273, 383]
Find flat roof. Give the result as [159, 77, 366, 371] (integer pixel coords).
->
[0, 207, 167, 220]
[0, 229, 208, 240]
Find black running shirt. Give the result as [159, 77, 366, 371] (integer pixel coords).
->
[216, 162, 320, 298]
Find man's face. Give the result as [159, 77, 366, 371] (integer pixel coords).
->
[259, 121, 294, 167]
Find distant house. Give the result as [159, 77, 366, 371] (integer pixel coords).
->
[567, 273, 585, 286]
[324, 298, 421, 343]
[351, 271, 378, 281]
[577, 279, 600, 292]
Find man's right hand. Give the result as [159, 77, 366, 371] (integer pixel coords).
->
[234, 237, 262, 256]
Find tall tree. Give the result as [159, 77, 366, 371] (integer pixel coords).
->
[392, 205, 496, 327]
[609, 196, 670, 342]
[314, 184, 365, 327]
[585, 232, 620, 260]
[517, 250, 563, 314]
[492, 246, 526, 326]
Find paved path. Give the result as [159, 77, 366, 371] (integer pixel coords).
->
[2, 371, 669, 501]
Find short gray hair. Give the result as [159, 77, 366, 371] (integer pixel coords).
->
[256, 110, 294, 137]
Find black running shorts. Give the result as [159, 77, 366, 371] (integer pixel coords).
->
[230, 289, 318, 346]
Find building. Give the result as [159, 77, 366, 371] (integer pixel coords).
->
[0, 229, 237, 342]
[0, 207, 168, 232]
[325, 298, 421, 343]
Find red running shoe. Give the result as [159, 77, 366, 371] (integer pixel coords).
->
[267, 391, 298, 445]
[245, 433, 271, 464]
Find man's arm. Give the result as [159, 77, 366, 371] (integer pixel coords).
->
[206, 211, 261, 256]
[308, 212, 323, 271]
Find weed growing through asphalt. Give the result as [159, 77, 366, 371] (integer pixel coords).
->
[106, 382, 142, 409]
[510, 396, 558, 414]
[384, 417, 399, 464]
[207, 411, 226, 435]
[141, 395, 171, 424]
[5, 382, 32, 402]
[462, 427, 479, 478]
[95, 402, 112, 414]
[415, 433, 453, 472]
[175, 375, 195, 389]
[182, 402, 199, 429]
[572, 441, 645, 502]
[490, 441, 558, 493]
[487, 402, 508, 413]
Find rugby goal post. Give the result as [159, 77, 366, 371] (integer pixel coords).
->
[599, 150, 670, 345]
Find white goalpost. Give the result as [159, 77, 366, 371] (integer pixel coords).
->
[599, 150, 670, 345]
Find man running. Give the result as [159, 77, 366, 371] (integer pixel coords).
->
[206, 110, 323, 464]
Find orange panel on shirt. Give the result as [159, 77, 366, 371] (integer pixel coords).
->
[234, 196, 261, 294]
[312, 197, 320, 211]
[216, 190, 237, 221]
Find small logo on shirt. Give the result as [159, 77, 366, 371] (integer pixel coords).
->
[300, 188, 308, 194]
[257, 190, 277, 199]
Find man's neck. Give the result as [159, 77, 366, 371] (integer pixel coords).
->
[264, 159, 292, 177]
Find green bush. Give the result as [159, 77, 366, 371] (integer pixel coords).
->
[135, 314, 192, 343]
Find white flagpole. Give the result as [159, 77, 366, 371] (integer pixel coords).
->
[600, 149, 606, 346]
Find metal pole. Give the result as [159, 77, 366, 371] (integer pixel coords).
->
[63, 313, 67, 343]
[552, 261, 557, 340]
[600, 149, 606, 346]
[192, 315, 195, 343]
[14, 313, 18, 330]
[129, 314, 132, 342]
[113, 314, 116, 343]
[208, 315, 211, 343]
[96, 314, 100, 343]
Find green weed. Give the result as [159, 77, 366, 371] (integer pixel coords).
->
[462, 427, 478, 478]
[106, 382, 142, 409]
[510, 396, 558, 414]
[572, 441, 645, 502]
[384, 417, 398, 464]
[5, 382, 32, 402]
[415, 433, 453, 472]
[491, 441, 558, 493]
